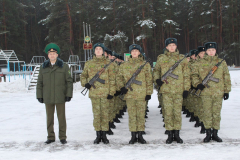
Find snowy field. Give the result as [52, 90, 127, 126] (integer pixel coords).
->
[0, 71, 240, 160]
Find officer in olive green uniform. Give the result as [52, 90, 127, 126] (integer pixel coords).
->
[117, 44, 153, 144]
[191, 42, 231, 143]
[37, 43, 73, 145]
[153, 38, 190, 144]
[80, 43, 116, 144]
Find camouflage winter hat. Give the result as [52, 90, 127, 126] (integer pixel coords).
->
[204, 42, 217, 50]
[190, 50, 198, 57]
[129, 44, 142, 54]
[104, 47, 113, 56]
[93, 42, 105, 52]
[197, 46, 206, 53]
[165, 38, 177, 47]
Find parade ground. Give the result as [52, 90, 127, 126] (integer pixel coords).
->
[0, 70, 240, 160]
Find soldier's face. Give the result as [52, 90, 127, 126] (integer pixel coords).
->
[166, 43, 177, 53]
[104, 52, 108, 57]
[108, 54, 113, 60]
[187, 57, 190, 62]
[48, 52, 58, 62]
[198, 51, 205, 58]
[131, 49, 140, 58]
[206, 48, 216, 56]
[95, 47, 103, 57]
[191, 54, 196, 60]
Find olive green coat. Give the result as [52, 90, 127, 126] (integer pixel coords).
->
[36, 58, 73, 104]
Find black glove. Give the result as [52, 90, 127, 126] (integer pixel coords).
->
[85, 83, 91, 89]
[114, 91, 121, 96]
[121, 87, 128, 94]
[156, 79, 164, 87]
[223, 93, 229, 100]
[107, 95, 114, 99]
[191, 85, 195, 90]
[183, 91, 188, 98]
[65, 97, 72, 102]
[37, 98, 43, 103]
[145, 95, 151, 101]
[197, 84, 205, 90]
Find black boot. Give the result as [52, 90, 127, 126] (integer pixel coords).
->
[186, 110, 191, 117]
[166, 130, 173, 144]
[194, 117, 200, 127]
[189, 113, 195, 122]
[101, 131, 109, 144]
[117, 113, 122, 119]
[174, 130, 183, 143]
[182, 106, 185, 112]
[60, 139, 67, 144]
[146, 108, 149, 112]
[165, 130, 169, 135]
[145, 114, 148, 118]
[183, 108, 187, 114]
[160, 109, 162, 114]
[44, 139, 55, 144]
[129, 132, 138, 144]
[163, 124, 165, 128]
[121, 110, 124, 115]
[212, 129, 222, 142]
[203, 129, 212, 143]
[110, 122, 116, 129]
[123, 106, 127, 112]
[94, 131, 102, 144]
[158, 105, 161, 108]
[138, 131, 147, 144]
[172, 130, 176, 141]
[200, 122, 206, 134]
[142, 131, 146, 135]
[107, 126, 114, 135]
[114, 116, 121, 123]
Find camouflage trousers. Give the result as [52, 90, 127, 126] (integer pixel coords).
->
[90, 98, 109, 131]
[186, 93, 194, 112]
[182, 98, 187, 107]
[192, 95, 199, 117]
[162, 94, 183, 130]
[159, 93, 165, 117]
[197, 96, 203, 122]
[201, 96, 223, 130]
[114, 96, 122, 115]
[126, 99, 146, 132]
[109, 98, 115, 122]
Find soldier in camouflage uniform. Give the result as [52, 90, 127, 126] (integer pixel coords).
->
[103, 47, 117, 135]
[182, 53, 191, 115]
[191, 42, 231, 142]
[195, 46, 206, 133]
[153, 38, 190, 144]
[117, 44, 153, 144]
[112, 52, 123, 123]
[80, 43, 116, 144]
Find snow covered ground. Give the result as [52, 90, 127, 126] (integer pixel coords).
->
[0, 71, 240, 160]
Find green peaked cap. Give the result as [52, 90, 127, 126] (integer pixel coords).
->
[45, 43, 61, 54]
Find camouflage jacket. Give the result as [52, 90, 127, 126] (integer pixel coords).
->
[191, 55, 231, 96]
[117, 57, 153, 100]
[80, 56, 116, 98]
[153, 49, 190, 94]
